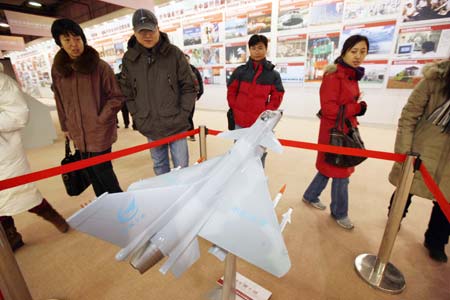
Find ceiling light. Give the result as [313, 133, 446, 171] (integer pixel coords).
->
[27, 1, 43, 7]
[0, 22, 10, 28]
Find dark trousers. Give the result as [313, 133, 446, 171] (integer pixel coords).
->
[389, 192, 450, 250]
[188, 102, 196, 137]
[81, 148, 122, 197]
[121, 105, 130, 127]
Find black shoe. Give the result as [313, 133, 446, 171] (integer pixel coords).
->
[125, 124, 129, 129]
[424, 241, 448, 263]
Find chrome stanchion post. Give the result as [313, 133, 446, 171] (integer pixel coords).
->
[199, 125, 208, 160]
[221, 254, 237, 300]
[355, 153, 420, 294]
[0, 225, 33, 300]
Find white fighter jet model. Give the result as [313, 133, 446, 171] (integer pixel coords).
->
[67, 110, 291, 278]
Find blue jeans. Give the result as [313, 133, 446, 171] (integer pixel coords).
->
[303, 172, 349, 219]
[235, 124, 267, 168]
[147, 137, 189, 175]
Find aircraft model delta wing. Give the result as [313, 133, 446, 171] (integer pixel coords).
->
[67, 110, 291, 278]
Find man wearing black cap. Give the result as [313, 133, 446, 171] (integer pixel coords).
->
[50, 18, 124, 196]
[119, 9, 197, 176]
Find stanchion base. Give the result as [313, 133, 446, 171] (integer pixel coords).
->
[354, 254, 406, 294]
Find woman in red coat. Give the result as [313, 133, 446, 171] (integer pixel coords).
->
[302, 35, 369, 230]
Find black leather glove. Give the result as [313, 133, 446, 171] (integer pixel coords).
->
[356, 101, 367, 117]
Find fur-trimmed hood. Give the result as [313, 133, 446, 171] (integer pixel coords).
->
[422, 60, 450, 80]
[323, 64, 338, 74]
[53, 45, 100, 77]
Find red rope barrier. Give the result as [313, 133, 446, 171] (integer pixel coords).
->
[0, 129, 199, 191]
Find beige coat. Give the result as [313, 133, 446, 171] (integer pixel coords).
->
[0, 73, 42, 216]
[389, 60, 450, 202]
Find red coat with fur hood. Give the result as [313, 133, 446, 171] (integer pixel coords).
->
[316, 63, 366, 178]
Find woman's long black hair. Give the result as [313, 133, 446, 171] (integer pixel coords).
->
[334, 35, 369, 64]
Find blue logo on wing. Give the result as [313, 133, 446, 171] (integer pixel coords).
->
[117, 198, 139, 223]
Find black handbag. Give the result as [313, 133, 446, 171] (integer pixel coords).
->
[227, 108, 235, 130]
[61, 138, 91, 196]
[325, 106, 367, 168]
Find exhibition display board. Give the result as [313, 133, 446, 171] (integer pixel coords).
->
[5, 0, 450, 98]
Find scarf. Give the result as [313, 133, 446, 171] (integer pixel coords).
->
[336, 57, 365, 81]
[427, 99, 450, 133]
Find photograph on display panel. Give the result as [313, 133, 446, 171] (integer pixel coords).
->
[394, 24, 450, 59]
[225, 17, 248, 39]
[202, 22, 221, 44]
[387, 59, 434, 89]
[200, 66, 222, 85]
[226, 43, 247, 64]
[278, 0, 309, 31]
[203, 46, 222, 65]
[183, 26, 202, 46]
[401, 0, 450, 22]
[247, 3, 272, 35]
[359, 60, 388, 87]
[277, 34, 307, 60]
[309, 0, 344, 26]
[341, 21, 396, 56]
[304, 32, 340, 82]
[343, 0, 401, 22]
[276, 63, 305, 85]
[186, 48, 204, 66]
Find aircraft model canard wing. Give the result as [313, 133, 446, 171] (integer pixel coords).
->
[198, 156, 291, 278]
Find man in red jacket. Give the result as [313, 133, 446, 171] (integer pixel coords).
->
[227, 34, 285, 167]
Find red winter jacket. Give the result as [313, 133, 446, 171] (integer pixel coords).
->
[227, 59, 284, 127]
[316, 63, 365, 178]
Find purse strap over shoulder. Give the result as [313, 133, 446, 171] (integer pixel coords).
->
[65, 137, 72, 157]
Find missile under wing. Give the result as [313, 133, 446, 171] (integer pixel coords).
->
[67, 110, 291, 278]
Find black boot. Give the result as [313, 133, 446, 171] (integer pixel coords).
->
[29, 199, 69, 233]
[0, 216, 24, 252]
[424, 241, 448, 263]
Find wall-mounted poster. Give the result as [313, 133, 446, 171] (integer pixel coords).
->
[305, 32, 340, 82]
[341, 21, 396, 57]
[199, 66, 223, 84]
[183, 24, 202, 46]
[277, 34, 307, 61]
[203, 45, 223, 65]
[201, 13, 223, 44]
[394, 24, 450, 59]
[359, 60, 388, 87]
[401, 0, 450, 23]
[278, 0, 310, 32]
[247, 2, 272, 35]
[387, 59, 434, 89]
[225, 14, 247, 40]
[343, 0, 401, 23]
[309, 0, 343, 26]
[185, 47, 203, 66]
[225, 42, 247, 64]
[276, 62, 305, 84]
